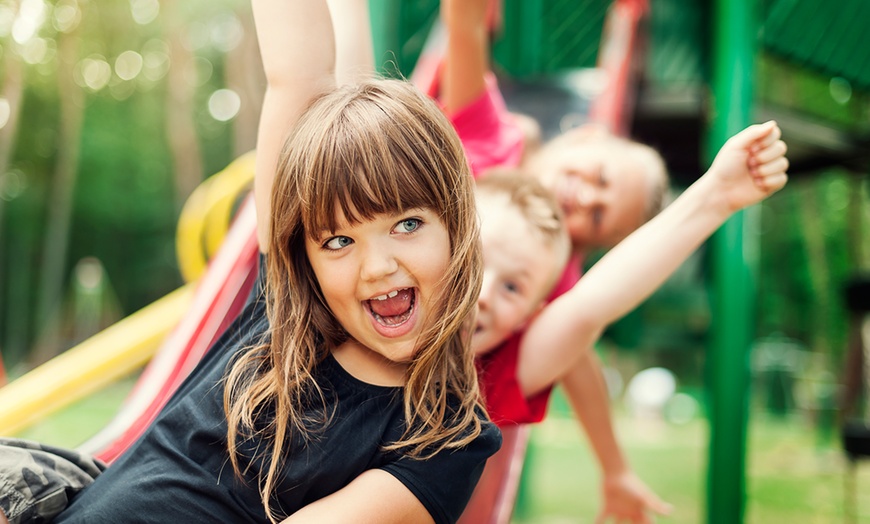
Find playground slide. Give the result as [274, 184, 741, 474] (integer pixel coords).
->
[82, 200, 258, 461]
[0, 153, 256, 447]
[0, 284, 195, 436]
[81, 157, 259, 461]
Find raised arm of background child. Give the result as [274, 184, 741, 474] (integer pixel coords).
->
[517, 121, 788, 396]
[561, 353, 672, 524]
[281, 470, 435, 524]
[328, 0, 375, 86]
[440, 0, 490, 114]
[252, 0, 337, 252]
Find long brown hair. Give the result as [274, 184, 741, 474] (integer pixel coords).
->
[224, 79, 483, 523]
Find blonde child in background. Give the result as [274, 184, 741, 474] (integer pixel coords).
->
[464, 115, 787, 523]
[438, 0, 671, 520]
[439, 1, 788, 523]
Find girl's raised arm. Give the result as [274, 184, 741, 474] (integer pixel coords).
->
[440, 0, 490, 114]
[252, 0, 337, 252]
[328, 0, 375, 86]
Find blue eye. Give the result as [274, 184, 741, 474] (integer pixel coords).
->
[323, 236, 353, 250]
[504, 281, 519, 294]
[395, 218, 422, 234]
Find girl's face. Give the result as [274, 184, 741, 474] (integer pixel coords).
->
[534, 142, 649, 249]
[305, 206, 451, 382]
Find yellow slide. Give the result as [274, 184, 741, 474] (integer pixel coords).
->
[0, 153, 255, 437]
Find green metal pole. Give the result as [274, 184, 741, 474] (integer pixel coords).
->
[706, 0, 757, 523]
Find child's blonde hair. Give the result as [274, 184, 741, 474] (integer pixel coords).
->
[224, 79, 484, 523]
[477, 169, 571, 294]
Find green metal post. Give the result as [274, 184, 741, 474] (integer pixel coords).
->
[368, 0, 398, 73]
[706, 0, 757, 523]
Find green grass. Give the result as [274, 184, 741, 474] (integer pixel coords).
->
[16, 374, 138, 448]
[10, 378, 870, 523]
[513, 403, 870, 523]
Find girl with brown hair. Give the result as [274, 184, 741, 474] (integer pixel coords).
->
[42, 1, 501, 523]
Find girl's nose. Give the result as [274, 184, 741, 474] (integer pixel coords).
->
[360, 247, 399, 282]
[576, 183, 602, 208]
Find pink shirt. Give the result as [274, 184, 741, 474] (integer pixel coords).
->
[442, 74, 526, 177]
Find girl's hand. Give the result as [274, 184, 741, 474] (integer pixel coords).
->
[707, 120, 789, 213]
[597, 471, 673, 524]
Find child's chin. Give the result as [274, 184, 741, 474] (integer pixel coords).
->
[472, 336, 498, 356]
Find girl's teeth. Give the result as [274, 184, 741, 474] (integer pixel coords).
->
[372, 289, 401, 301]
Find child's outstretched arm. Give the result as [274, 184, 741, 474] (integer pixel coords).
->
[440, 0, 490, 114]
[517, 121, 788, 396]
[252, 0, 336, 252]
[328, 0, 375, 86]
[561, 353, 672, 523]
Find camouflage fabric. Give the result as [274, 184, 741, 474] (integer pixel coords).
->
[0, 438, 105, 524]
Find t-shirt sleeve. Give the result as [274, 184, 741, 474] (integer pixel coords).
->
[478, 335, 553, 426]
[379, 419, 502, 524]
[448, 74, 525, 178]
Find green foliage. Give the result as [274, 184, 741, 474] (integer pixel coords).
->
[0, 0, 250, 367]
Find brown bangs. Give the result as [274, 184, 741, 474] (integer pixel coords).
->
[295, 82, 464, 239]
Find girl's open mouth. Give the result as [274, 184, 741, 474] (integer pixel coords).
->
[365, 288, 416, 335]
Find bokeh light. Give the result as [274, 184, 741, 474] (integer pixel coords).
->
[76, 55, 112, 91]
[829, 77, 852, 105]
[53, 0, 81, 33]
[115, 50, 144, 81]
[20, 35, 51, 64]
[0, 4, 16, 38]
[193, 56, 213, 87]
[12, 0, 46, 44]
[208, 89, 241, 122]
[0, 98, 9, 129]
[130, 0, 159, 26]
[141, 38, 170, 82]
[210, 13, 242, 53]
[0, 170, 25, 201]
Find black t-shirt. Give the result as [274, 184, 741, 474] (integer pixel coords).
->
[56, 259, 500, 524]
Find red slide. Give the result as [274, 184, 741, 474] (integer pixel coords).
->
[78, 197, 260, 463]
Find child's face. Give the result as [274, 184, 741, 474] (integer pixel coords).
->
[534, 142, 650, 250]
[472, 193, 563, 356]
[305, 207, 451, 368]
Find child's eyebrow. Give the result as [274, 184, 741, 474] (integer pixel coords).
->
[509, 266, 535, 284]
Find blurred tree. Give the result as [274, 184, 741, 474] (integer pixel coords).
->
[32, 0, 84, 363]
[0, 0, 26, 364]
[163, 0, 203, 212]
[225, 4, 261, 157]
